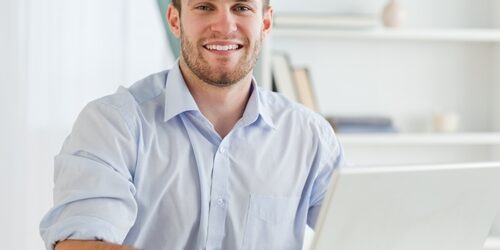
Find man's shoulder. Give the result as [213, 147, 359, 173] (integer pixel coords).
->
[82, 70, 169, 126]
[258, 87, 329, 129]
[93, 70, 169, 109]
[127, 70, 169, 105]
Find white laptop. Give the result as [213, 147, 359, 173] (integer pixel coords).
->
[310, 162, 500, 250]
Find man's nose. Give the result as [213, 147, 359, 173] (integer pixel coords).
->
[210, 9, 237, 35]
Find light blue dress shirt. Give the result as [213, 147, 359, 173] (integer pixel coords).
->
[40, 61, 345, 250]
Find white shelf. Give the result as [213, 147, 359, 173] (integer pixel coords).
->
[273, 27, 500, 42]
[338, 133, 500, 145]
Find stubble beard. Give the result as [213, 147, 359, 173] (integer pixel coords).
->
[180, 26, 262, 88]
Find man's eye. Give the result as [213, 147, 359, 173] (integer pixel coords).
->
[234, 5, 251, 12]
[196, 5, 212, 11]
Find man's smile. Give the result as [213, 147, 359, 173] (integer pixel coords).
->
[202, 40, 244, 55]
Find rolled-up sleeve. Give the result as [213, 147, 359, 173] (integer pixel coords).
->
[40, 93, 140, 250]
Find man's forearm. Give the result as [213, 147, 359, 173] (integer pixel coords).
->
[55, 240, 140, 250]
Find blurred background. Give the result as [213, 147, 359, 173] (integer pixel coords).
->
[1, 0, 500, 249]
[1, 0, 174, 248]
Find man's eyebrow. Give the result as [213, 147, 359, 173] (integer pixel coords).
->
[187, 0, 257, 5]
[235, 0, 258, 4]
[186, 0, 204, 6]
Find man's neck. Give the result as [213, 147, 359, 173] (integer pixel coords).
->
[179, 59, 253, 139]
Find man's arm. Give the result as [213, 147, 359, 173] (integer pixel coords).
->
[307, 119, 346, 229]
[55, 240, 140, 250]
[40, 98, 140, 249]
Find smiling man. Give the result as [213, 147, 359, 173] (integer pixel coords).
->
[39, 0, 345, 250]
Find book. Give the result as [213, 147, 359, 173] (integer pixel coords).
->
[293, 67, 318, 112]
[325, 115, 398, 134]
[271, 53, 298, 102]
[273, 14, 378, 30]
[327, 115, 394, 127]
[333, 126, 398, 134]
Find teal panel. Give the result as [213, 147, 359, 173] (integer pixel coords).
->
[157, 0, 180, 58]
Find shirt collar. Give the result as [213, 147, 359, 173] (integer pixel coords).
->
[163, 60, 275, 129]
[240, 79, 276, 129]
[163, 60, 199, 122]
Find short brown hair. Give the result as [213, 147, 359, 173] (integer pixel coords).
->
[172, 0, 270, 12]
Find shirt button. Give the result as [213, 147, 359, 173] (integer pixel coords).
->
[216, 198, 225, 207]
[219, 146, 225, 154]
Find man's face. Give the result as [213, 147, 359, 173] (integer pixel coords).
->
[169, 0, 272, 87]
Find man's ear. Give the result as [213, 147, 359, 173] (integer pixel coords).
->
[261, 7, 273, 38]
[167, 4, 181, 38]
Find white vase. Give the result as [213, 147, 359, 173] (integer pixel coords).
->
[382, 0, 407, 28]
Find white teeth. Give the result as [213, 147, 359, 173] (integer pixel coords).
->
[205, 44, 239, 51]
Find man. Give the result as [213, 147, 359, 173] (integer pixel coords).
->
[40, 0, 345, 249]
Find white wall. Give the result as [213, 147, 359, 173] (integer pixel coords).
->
[494, 0, 500, 133]
[0, 0, 28, 249]
[0, 0, 174, 249]
[490, 0, 500, 236]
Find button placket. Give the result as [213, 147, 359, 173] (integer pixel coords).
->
[206, 139, 231, 249]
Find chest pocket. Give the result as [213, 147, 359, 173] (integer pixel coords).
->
[242, 194, 302, 250]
